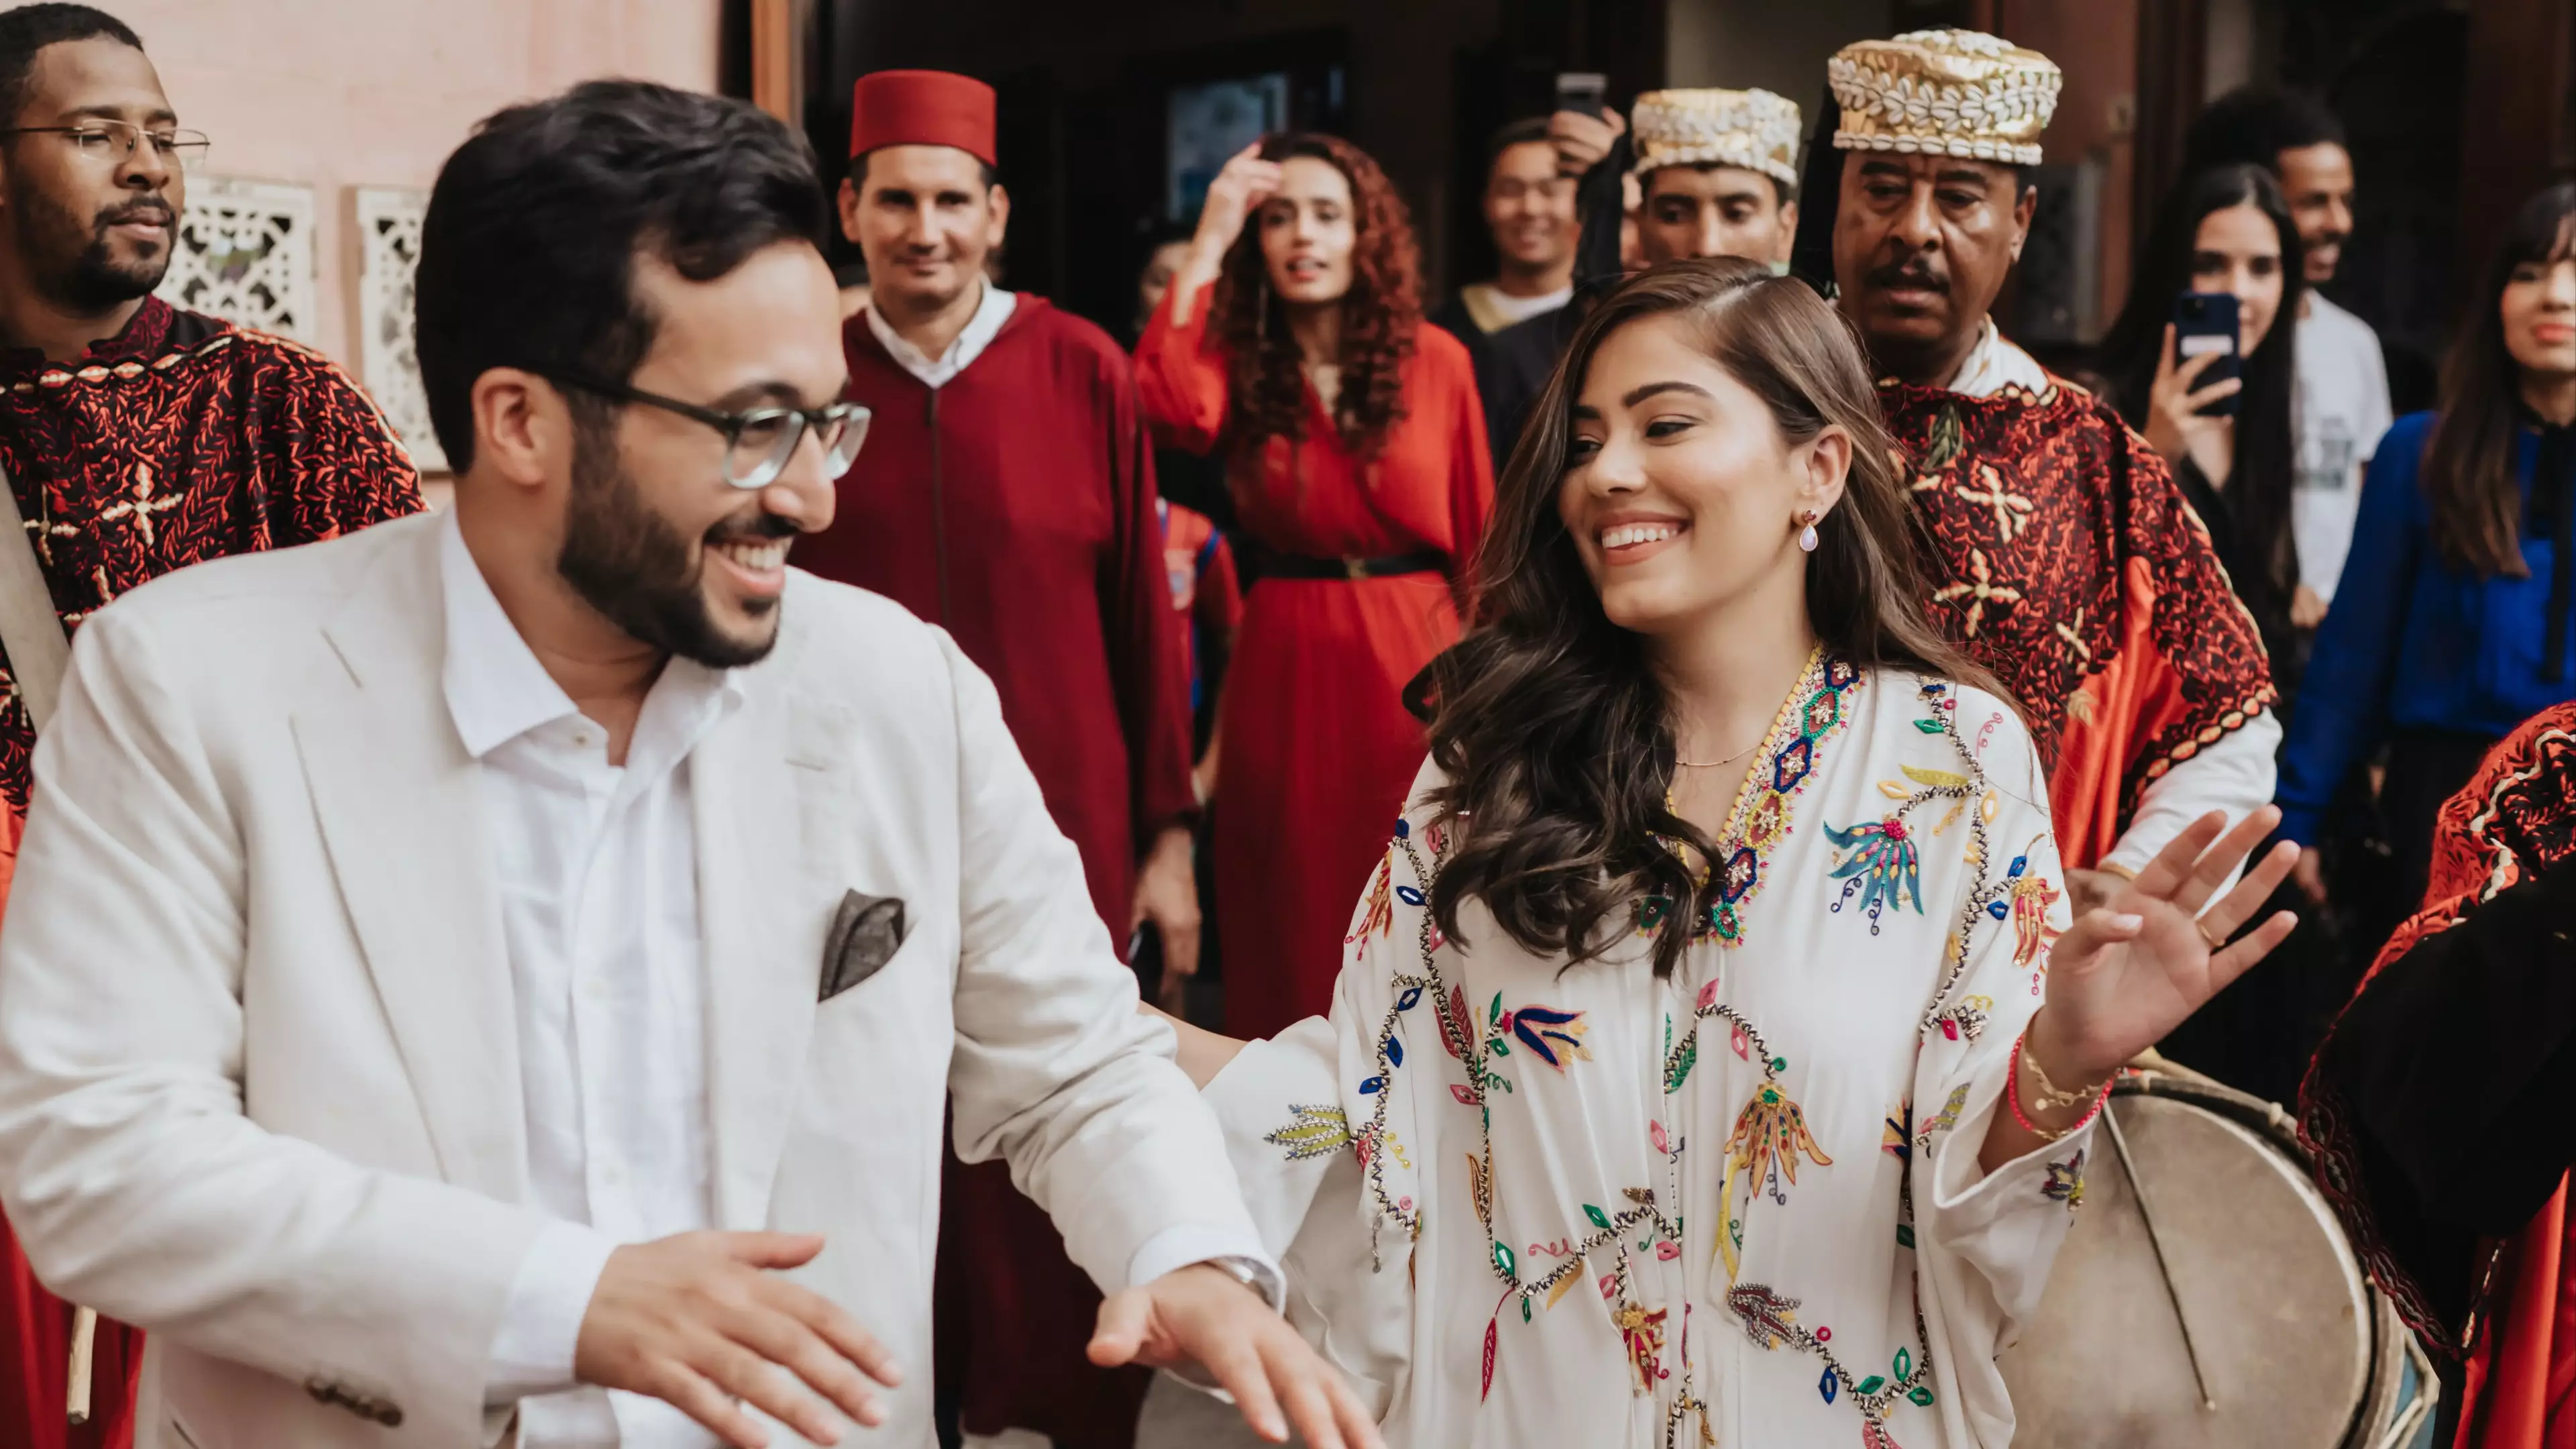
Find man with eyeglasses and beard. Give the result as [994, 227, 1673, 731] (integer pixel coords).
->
[1792, 29, 2280, 912]
[0, 7, 421, 1447]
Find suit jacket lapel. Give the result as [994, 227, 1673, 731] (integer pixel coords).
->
[294, 516, 528, 1203]
[694, 678, 826, 1229]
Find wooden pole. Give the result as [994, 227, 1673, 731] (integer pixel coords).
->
[750, 0, 804, 129]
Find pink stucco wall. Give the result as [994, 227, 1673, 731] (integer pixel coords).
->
[108, 0, 722, 370]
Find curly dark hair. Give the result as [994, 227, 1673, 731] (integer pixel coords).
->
[1422, 258, 2006, 979]
[1205, 132, 1422, 455]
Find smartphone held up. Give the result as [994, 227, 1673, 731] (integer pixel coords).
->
[2171, 290, 2241, 417]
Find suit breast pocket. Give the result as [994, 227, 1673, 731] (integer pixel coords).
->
[804, 919, 951, 1148]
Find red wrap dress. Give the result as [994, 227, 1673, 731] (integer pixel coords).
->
[1134, 296, 1493, 1040]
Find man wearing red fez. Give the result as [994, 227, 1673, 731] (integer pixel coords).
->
[802, 68, 1205, 1449]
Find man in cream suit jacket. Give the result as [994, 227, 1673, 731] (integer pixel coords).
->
[0, 82, 1379, 1449]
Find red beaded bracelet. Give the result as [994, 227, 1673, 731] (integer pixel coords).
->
[2006, 1030, 2113, 1141]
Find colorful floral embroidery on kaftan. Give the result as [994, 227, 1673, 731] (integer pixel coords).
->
[1216, 665, 2092, 1448]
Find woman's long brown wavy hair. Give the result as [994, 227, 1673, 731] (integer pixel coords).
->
[1205, 133, 1421, 455]
[1423, 258, 2007, 978]
[2420, 181, 2576, 577]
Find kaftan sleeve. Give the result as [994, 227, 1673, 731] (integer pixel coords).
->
[1134, 289, 1232, 456]
[1097, 352, 1199, 847]
[1906, 686, 2099, 1449]
[1197, 763, 1448, 1415]
[2096, 710, 2279, 881]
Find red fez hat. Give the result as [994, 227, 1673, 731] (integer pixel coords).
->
[849, 69, 997, 166]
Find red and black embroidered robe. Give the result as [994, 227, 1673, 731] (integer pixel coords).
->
[1878, 377, 2277, 869]
[0, 296, 423, 1449]
[2302, 703, 2576, 1446]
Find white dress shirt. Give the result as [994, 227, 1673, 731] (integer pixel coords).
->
[1942, 317, 2283, 877]
[443, 514, 744, 1448]
[865, 280, 1018, 388]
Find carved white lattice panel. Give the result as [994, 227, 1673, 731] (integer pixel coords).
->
[353, 185, 443, 473]
[154, 175, 315, 341]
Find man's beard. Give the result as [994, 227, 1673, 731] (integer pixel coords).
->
[557, 416, 790, 669]
[8, 178, 172, 313]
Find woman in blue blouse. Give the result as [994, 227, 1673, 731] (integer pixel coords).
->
[2280, 180, 2576, 908]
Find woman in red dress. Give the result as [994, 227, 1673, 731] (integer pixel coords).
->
[1138, 135, 1494, 1038]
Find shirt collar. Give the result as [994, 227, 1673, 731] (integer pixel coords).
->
[438, 509, 743, 761]
[864, 281, 1018, 388]
[1940, 315, 2052, 399]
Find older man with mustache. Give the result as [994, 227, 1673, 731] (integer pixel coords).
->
[1792, 28, 2281, 908]
[0, 7, 421, 1448]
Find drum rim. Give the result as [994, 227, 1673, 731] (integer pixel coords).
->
[2114, 1068, 2308, 1164]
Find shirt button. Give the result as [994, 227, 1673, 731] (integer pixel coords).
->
[572, 729, 595, 749]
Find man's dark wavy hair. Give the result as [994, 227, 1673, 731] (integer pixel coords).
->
[415, 79, 826, 472]
[1421, 257, 2004, 979]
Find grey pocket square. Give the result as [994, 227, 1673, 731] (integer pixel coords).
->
[821, 890, 907, 1002]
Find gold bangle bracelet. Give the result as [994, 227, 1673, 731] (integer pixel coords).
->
[2021, 1040, 2112, 1113]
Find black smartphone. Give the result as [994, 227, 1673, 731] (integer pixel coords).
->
[1554, 71, 1607, 119]
[2171, 290, 2241, 418]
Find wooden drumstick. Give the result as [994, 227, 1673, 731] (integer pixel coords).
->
[2103, 1103, 2216, 1411]
[66, 1304, 95, 1426]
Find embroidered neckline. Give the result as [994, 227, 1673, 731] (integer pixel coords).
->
[1646, 648, 1863, 948]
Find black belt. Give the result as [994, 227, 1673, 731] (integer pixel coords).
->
[1253, 549, 1446, 582]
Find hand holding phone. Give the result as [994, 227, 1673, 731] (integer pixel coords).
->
[1548, 74, 1621, 181]
[2147, 311, 2245, 486]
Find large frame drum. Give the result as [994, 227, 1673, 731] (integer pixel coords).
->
[1999, 1067, 2436, 1448]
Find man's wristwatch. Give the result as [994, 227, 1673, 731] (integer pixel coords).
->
[1201, 1254, 1269, 1299]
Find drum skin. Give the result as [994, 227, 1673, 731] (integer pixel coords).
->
[2000, 1082, 2376, 1447]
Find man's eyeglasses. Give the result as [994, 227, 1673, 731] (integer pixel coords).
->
[3, 119, 209, 172]
[546, 373, 870, 490]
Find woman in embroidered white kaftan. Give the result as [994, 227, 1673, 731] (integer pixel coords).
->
[1155, 260, 2304, 1449]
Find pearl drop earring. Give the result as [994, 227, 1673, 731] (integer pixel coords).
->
[1798, 509, 1820, 553]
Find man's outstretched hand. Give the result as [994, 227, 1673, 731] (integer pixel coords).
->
[1089, 1263, 1383, 1449]
[574, 1231, 900, 1448]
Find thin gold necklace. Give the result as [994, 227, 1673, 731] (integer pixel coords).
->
[1674, 735, 1765, 770]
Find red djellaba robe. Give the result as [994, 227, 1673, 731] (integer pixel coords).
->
[1133, 296, 1494, 1046]
[1876, 376, 2277, 869]
[0, 297, 424, 1449]
[804, 294, 1196, 1448]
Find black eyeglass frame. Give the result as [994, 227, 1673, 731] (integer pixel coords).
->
[543, 371, 869, 490]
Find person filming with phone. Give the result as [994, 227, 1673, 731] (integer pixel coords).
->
[2096, 163, 2306, 676]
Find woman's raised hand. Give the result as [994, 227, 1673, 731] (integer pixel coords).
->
[1165, 144, 1284, 330]
[1192, 143, 1285, 262]
[2029, 807, 2300, 1083]
[2145, 323, 2243, 486]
